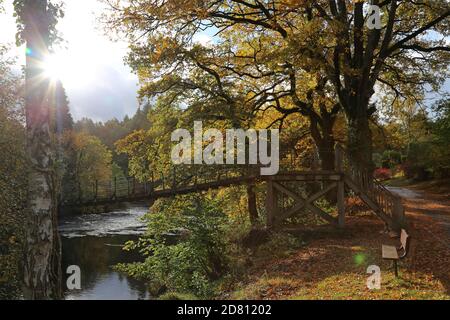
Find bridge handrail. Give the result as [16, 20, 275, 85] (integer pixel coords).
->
[335, 144, 404, 228]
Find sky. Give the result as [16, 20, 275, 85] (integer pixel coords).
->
[0, 0, 144, 121]
[0, 1, 447, 122]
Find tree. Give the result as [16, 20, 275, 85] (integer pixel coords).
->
[14, 0, 64, 299]
[72, 133, 113, 195]
[104, 0, 449, 171]
[52, 80, 73, 134]
[50, 81, 77, 206]
[59, 131, 113, 203]
[103, 0, 343, 171]
[0, 45, 26, 299]
[302, 0, 449, 168]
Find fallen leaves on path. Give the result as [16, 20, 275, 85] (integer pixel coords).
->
[226, 201, 449, 300]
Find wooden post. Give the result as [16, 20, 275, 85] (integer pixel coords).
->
[335, 145, 346, 228]
[265, 180, 278, 228]
[94, 180, 98, 201]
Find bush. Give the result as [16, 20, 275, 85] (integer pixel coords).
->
[374, 168, 392, 181]
[381, 150, 402, 169]
[115, 195, 229, 298]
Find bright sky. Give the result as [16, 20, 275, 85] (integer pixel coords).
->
[0, 0, 140, 121]
[0, 0, 215, 122]
[0, 1, 446, 121]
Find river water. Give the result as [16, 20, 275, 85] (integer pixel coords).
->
[59, 206, 150, 300]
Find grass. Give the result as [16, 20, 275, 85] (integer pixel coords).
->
[230, 271, 447, 300]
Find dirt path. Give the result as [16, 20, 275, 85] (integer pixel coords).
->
[387, 186, 450, 248]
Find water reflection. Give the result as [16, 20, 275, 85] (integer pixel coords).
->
[60, 207, 150, 300]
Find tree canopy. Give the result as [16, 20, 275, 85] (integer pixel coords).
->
[103, 0, 449, 167]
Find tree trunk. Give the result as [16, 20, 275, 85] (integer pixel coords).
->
[247, 184, 259, 226]
[317, 137, 335, 171]
[309, 117, 336, 202]
[309, 116, 336, 171]
[347, 114, 374, 171]
[22, 0, 62, 300]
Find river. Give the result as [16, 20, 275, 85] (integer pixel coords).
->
[59, 206, 151, 300]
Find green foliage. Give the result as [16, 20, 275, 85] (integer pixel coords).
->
[0, 47, 26, 299]
[158, 292, 199, 300]
[13, 0, 64, 47]
[74, 104, 151, 175]
[73, 133, 112, 182]
[381, 150, 402, 169]
[400, 99, 450, 179]
[374, 97, 450, 180]
[115, 195, 229, 298]
[115, 102, 183, 182]
[433, 98, 450, 143]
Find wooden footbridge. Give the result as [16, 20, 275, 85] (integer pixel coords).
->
[62, 145, 406, 231]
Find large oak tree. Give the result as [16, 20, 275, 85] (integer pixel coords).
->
[104, 0, 449, 170]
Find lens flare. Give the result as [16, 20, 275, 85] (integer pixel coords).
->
[42, 52, 95, 88]
[354, 253, 366, 266]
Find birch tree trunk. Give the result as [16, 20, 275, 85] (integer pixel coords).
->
[22, 0, 62, 299]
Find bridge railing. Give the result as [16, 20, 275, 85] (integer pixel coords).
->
[335, 144, 405, 229]
[61, 149, 310, 206]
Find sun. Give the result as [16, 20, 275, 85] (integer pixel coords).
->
[43, 55, 64, 81]
[42, 52, 95, 88]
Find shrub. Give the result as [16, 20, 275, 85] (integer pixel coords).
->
[374, 168, 392, 181]
[381, 150, 402, 169]
[115, 195, 229, 298]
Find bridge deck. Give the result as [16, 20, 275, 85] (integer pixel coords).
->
[62, 171, 343, 208]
